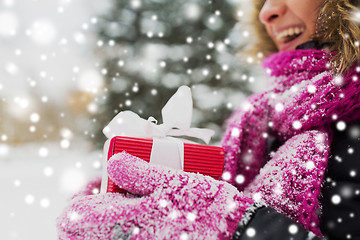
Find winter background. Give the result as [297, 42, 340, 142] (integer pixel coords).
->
[0, 0, 266, 239]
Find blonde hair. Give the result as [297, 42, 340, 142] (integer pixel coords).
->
[246, 0, 360, 74]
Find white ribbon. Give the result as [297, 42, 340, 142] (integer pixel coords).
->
[102, 86, 214, 173]
[102, 85, 215, 144]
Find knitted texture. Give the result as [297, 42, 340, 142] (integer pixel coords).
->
[57, 152, 254, 240]
[222, 49, 360, 236]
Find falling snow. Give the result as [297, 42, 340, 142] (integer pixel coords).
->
[2, 0, 359, 239]
[331, 194, 341, 205]
[1, 143, 101, 239]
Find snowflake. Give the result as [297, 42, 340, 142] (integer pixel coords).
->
[246, 57, 254, 63]
[222, 64, 229, 71]
[340, 185, 353, 198]
[43, 166, 54, 177]
[273, 183, 283, 195]
[349, 126, 360, 139]
[222, 171, 231, 181]
[208, 16, 216, 24]
[87, 103, 98, 113]
[118, 60, 125, 67]
[336, 121, 346, 131]
[352, 10, 360, 23]
[93, 160, 101, 169]
[333, 75, 344, 86]
[292, 120, 302, 130]
[180, 232, 188, 240]
[331, 194, 341, 205]
[15, 49, 22, 55]
[186, 212, 196, 221]
[246, 227, 256, 237]
[306, 161, 315, 170]
[158, 199, 168, 208]
[75, 162, 82, 168]
[307, 84, 316, 93]
[31, 19, 57, 45]
[275, 103, 284, 112]
[253, 192, 262, 202]
[202, 69, 209, 76]
[235, 174, 245, 184]
[186, 37, 193, 43]
[288, 224, 298, 234]
[69, 211, 81, 221]
[25, 194, 35, 205]
[132, 227, 140, 235]
[168, 210, 178, 220]
[60, 139, 70, 149]
[6, 62, 19, 74]
[40, 198, 50, 208]
[38, 147, 49, 157]
[159, 61, 166, 68]
[14, 179, 21, 187]
[151, 89, 157, 95]
[231, 128, 240, 138]
[334, 155, 342, 163]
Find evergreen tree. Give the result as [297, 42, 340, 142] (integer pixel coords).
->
[90, 0, 252, 147]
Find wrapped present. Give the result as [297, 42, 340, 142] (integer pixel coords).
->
[100, 86, 224, 193]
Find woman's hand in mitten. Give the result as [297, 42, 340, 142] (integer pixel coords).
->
[243, 130, 329, 236]
[57, 151, 255, 240]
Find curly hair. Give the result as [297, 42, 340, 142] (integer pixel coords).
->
[246, 0, 360, 74]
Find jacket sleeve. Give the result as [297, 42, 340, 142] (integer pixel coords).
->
[232, 206, 323, 240]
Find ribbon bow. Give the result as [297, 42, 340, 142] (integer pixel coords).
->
[103, 86, 215, 144]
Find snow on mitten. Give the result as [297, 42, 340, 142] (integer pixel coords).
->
[57, 151, 256, 240]
[70, 176, 102, 199]
[243, 130, 330, 236]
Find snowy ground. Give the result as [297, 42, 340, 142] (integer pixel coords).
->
[0, 141, 103, 240]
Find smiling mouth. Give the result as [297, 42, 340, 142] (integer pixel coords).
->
[276, 27, 305, 44]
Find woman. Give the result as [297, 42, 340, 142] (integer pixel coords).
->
[57, 0, 360, 239]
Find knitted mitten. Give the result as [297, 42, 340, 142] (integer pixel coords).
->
[243, 130, 330, 236]
[57, 152, 255, 240]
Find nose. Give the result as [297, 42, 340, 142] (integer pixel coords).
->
[259, 0, 287, 24]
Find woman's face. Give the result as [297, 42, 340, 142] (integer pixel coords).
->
[259, 0, 324, 52]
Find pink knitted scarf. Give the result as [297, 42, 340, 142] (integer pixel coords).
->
[221, 49, 360, 235]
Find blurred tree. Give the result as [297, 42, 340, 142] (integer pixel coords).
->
[89, 0, 252, 147]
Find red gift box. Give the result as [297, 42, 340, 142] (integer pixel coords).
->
[102, 136, 225, 193]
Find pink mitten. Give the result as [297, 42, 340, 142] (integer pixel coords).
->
[243, 130, 330, 236]
[57, 152, 256, 240]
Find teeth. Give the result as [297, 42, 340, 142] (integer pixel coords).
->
[289, 28, 294, 36]
[276, 27, 304, 41]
